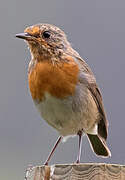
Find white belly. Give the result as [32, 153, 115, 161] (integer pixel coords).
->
[34, 91, 98, 137]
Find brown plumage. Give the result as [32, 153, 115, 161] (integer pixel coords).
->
[16, 23, 111, 164]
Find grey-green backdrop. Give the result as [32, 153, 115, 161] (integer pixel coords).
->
[0, 0, 125, 179]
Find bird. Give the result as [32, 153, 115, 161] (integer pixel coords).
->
[16, 23, 111, 165]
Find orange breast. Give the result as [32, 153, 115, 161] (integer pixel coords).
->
[28, 57, 79, 100]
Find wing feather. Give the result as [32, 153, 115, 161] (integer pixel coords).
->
[76, 57, 108, 140]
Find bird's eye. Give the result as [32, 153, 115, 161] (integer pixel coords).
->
[42, 31, 51, 39]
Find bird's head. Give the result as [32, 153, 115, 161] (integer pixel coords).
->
[16, 24, 71, 60]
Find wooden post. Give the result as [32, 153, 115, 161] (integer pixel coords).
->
[25, 163, 125, 180]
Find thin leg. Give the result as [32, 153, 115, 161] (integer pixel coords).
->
[76, 131, 83, 163]
[44, 136, 62, 165]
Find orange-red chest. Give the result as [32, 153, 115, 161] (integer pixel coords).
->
[28, 58, 79, 101]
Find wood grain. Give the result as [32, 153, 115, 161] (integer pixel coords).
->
[25, 163, 125, 180]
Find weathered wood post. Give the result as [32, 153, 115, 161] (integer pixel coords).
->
[25, 163, 125, 180]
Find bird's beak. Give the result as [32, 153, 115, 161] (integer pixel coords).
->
[15, 32, 33, 41]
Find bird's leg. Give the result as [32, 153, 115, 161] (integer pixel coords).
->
[76, 130, 83, 163]
[44, 136, 62, 165]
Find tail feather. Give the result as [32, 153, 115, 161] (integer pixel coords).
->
[87, 134, 111, 157]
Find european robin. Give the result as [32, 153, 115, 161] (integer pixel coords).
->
[16, 23, 111, 165]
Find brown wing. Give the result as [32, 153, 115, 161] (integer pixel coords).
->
[76, 57, 108, 140]
[88, 84, 108, 140]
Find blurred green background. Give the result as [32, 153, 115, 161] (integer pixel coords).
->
[0, 0, 125, 179]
